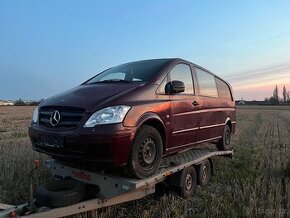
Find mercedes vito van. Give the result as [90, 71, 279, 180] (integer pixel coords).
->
[29, 58, 236, 178]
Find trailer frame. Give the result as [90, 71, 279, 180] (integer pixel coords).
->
[0, 148, 233, 218]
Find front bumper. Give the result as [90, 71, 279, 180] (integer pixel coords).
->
[29, 123, 137, 168]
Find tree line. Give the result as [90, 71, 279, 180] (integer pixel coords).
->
[13, 98, 44, 106]
[265, 85, 290, 105]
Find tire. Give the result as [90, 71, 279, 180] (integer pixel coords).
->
[216, 124, 232, 151]
[197, 159, 211, 186]
[35, 179, 86, 208]
[176, 166, 197, 198]
[127, 125, 163, 179]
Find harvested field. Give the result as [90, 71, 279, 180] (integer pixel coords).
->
[0, 106, 52, 205]
[1, 105, 290, 217]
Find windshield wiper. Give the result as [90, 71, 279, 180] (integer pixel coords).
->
[91, 79, 131, 84]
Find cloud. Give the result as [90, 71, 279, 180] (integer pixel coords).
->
[228, 62, 290, 82]
[227, 62, 290, 89]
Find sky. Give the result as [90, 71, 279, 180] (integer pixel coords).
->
[1, 0, 290, 100]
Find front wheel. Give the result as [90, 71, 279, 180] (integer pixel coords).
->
[216, 124, 232, 151]
[126, 125, 163, 179]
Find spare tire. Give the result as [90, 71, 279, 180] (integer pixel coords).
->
[35, 179, 86, 208]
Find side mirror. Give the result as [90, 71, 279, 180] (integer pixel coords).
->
[165, 80, 185, 94]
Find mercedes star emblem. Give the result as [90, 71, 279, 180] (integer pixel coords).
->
[50, 110, 61, 126]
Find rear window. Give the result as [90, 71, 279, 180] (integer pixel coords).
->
[196, 68, 218, 98]
[216, 78, 233, 101]
[86, 60, 169, 83]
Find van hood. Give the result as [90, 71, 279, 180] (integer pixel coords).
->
[41, 83, 142, 112]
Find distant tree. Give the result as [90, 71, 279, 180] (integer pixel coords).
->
[14, 98, 26, 106]
[269, 97, 277, 105]
[283, 86, 287, 102]
[28, 101, 40, 106]
[26, 98, 44, 106]
[273, 85, 279, 101]
[287, 92, 290, 104]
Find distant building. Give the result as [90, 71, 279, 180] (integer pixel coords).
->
[0, 99, 44, 106]
[0, 100, 14, 106]
[238, 97, 246, 105]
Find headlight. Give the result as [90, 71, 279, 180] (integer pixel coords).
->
[32, 107, 39, 123]
[84, 105, 131, 127]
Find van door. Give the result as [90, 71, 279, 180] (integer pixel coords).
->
[195, 67, 223, 142]
[167, 63, 199, 152]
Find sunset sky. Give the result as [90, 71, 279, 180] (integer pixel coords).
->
[1, 0, 290, 100]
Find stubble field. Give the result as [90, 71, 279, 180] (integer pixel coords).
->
[1, 105, 290, 217]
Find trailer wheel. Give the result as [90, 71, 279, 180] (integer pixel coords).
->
[170, 166, 197, 198]
[127, 125, 163, 179]
[197, 159, 211, 186]
[216, 124, 232, 151]
[35, 179, 86, 208]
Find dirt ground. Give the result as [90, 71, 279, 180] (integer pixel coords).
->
[1, 105, 290, 217]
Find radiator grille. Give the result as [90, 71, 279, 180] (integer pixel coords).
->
[39, 106, 85, 128]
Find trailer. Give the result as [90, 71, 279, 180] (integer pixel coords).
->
[0, 148, 233, 218]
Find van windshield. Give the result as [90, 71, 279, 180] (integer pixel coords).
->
[85, 59, 169, 84]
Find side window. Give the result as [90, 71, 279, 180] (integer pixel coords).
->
[216, 78, 233, 101]
[170, 64, 194, 94]
[195, 68, 218, 98]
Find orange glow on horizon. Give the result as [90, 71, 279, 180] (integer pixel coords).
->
[228, 67, 290, 100]
[233, 83, 290, 100]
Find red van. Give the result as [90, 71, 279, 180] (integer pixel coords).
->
[29, 58, 236, 178]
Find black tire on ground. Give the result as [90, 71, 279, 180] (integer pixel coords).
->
[216, 124, 232, 151]
[127, 125, 163, 179]
[35, 179, 86, 208]
[176, 166, 197, 198]
[197, 159, 211, 186]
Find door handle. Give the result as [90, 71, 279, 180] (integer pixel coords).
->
[192, 101, 199, 106]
